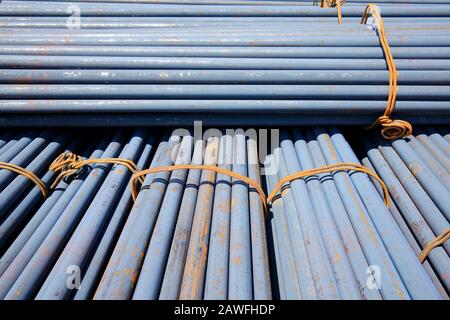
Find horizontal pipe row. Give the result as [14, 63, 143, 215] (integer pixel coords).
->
[1, 33, 449, 46]
[2, 46, 450, 59]
[7, 0, 450, 4]
[2, 56, 450, 70]
[2, 70, 449, 84]
[3, 18, 450, 29]
[1, 2, 450, 17]
[0, 114, 448, 127]
[0, 1, 447, 125]
[1, 84, 449, 100]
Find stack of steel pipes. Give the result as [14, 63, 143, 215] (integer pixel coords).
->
[0, 0, 448, 302]
[264, 127, 448, 300]
[0, 128, 272, 300]
[0, 127, 448, 300]
[359, 127, 450, 299]
[0, 0, 449, 125]
[0, 128, 154, 299]
[0, 129, 81, 251]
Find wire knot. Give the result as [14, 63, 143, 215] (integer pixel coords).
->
[49, 151, 83, 172]
[373, 116, 413, 140]
[49, 152, 143, 189]
[49, 152, 85, 189]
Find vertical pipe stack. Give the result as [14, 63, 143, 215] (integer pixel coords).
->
[0, 129, 272, 299]
[265, 128, 447, 300]
[359, 127, 450, 298]
[95, 129, 271, 300]
[0, 130, 78, 253]
[0, 126, 448, 299]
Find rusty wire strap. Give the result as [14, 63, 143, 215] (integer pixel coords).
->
[418, 227, 450, 263]
[320, 0, 345, 24]
[362, 4, 413, 140]
[129, 164, 269, 213]
[0, 162, 48, 197]
[266, 162, 390, 207]
[49, 151, 143, 189]
[129, 162, 390, 218]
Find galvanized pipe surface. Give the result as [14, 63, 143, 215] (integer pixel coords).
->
[1, 46, 450, 59]
[1, 131, 126, 299]
[73, 137, 154, 300]
[1, 2, 449, 17]
[0, 137, 106, 277]
[94, 133, 181, 299]
[3, 56, 450, 70]
[360, 137, 450, 295]
[0, 114, 448, 127]
[0, 127, 447, 299]
[36, 129, 150, 300]
[0, 0, 448, 125]
[2, 70, 450, 85]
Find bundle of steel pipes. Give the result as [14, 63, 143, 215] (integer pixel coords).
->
[0, 128, 272, 300]
[0, 128, 150, 299]
[0, 0, 449, 125]
[0, 129, 84, 250]
[1, 126, 447, 300]
[359, 127, 450, 298]
[265, 127, 449, 300]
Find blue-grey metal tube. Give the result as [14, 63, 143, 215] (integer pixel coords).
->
[91, 136, 169, 299]
[373, 136, 450, 244]
[247, 135, 272, 300]
[1, 84, 449, 99]
[390, 138, 450, 220]
[204, 133, 232, 300]
[36, 129, 149, 300]
[0, 34, 447, 46]
[280, 131, 340, 299]
[328, 128, 442, 299]
[93, 133, 181, 299]
[1, 131, 126, 300]
[314, 128, 410, 299]
[0, 139, 106, 278]
[291, 129, 365, 299]
[0, 133, 69, 219]
[264, 154, 302, 299]
[362, 137, 450, 293]
[73, 136, 154, 300]
[272, 148, 317, 299]
[0, 45, 448, 59]
[228, 129, 253, 300]
[179, 136, 220, 299]
[1, 3, 449, 17]
[0, 139, 82, 250]
[132, 134, 194, 300]
[2, 70, 449, 85]
[158, 137, 206, 300]
[304, 129, 382, 300]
